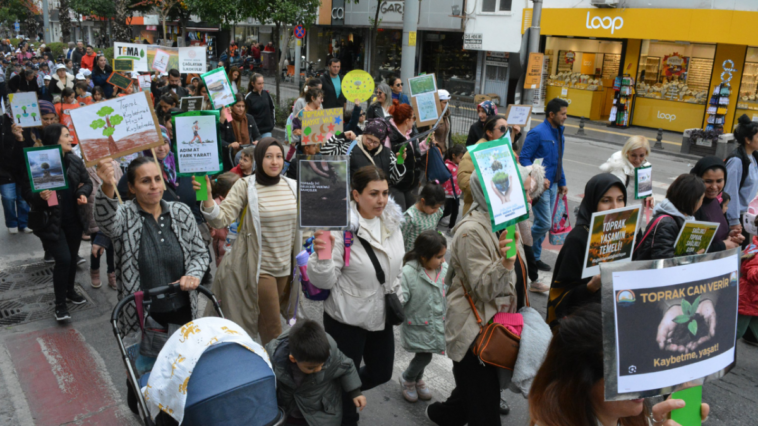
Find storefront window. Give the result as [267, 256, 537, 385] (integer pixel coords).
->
[635, 40, 715, 105]
[737, 47, 758, 112]
[420, 32, 476, 97]
[233, 26, 258, 46]
[375, 30, 403, 79]
[544, 37, 622, 92]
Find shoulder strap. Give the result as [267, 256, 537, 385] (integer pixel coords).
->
[356, 236, 385, 285]
[634, 214, 672, 251]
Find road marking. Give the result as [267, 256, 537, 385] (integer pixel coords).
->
[0, 342, 35, 426]
[652, 181, 669, 189]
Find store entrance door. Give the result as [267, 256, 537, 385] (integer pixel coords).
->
[484, 52, 509, 107]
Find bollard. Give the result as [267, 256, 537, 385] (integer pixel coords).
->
[577, 116, 586, 136]
[654, 128, 664, 150]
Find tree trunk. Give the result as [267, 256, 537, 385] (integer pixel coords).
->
[59, 0, 72, 42]
[162, 16, 167, 42]
[279, 26, 291, 72]
[274, 23, 281, 104]
[112, 0, 131, 42]
[24, 15, 38, 39]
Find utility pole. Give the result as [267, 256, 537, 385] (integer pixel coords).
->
[42, 0, 51, 43]
[400, 0, 420, 97]
[522, 0, 543, 109]
[294, 37, 302, 88]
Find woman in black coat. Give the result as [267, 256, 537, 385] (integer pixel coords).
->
[221, 94, 261, 170]
[20, 124, 92, 322]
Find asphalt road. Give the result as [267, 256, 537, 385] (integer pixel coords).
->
[0, 136, 756, 425]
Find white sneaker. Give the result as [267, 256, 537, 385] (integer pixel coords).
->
[22, 227, 33, 234]
[7, 227, 18, 234]
[399, 376, 418, 403]
[529, 281, 550, 293]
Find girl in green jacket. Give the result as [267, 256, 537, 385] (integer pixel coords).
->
[396, 230, 449, 403]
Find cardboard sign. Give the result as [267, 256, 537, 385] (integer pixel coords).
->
[179, 96, 204, 112]
[408, 74, 442, 127]
[107, 72, 133, 91]
[114, 42, 148, 72]
[137, 75, 152, 92]
[172, 112, 222, 176]
[674, 221, 719, 256]
[8, 92, 41, 128]
[298, 156, 350, 229]
[201, 67, 235, 110]
[152, 49, 171, 73]
[600, 250, 738, 400]
[524, 53, 544, 89]
[113, 58, 134, 72]
[635, 165, 653, 199]
[178, 46, 207, 73]
[301, 108, 343, 145]
[23, 145, 68, 192]
[342, 70, 375, 103]
[582, 205, 641, 278]
[504, 104, 532, 127]
[467, 134, 530, 232]
[69, 92, 163, 166]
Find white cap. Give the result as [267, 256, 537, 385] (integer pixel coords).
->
[160, 72, 168, 77]
[131, 71, 141, 79]
[75, 73, 85, 80]
[43, 75, 51, 81]
[81, 69, 91, 77]
[55, 64, 67, 71]
[438, 89, 451, 101]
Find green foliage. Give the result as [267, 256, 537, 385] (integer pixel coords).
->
[90, 118, 106, 129]
[104, 47, 113, 61]
[46, 42, 66, 58]
[451, 133, 467, 145]
[673, 295, 701, 336]
[97, 106, 114, 117]
[69, 0, 115, 19]
[273, 97, 296, 128]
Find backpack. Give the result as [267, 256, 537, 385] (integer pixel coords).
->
[725, 145, 758, 188]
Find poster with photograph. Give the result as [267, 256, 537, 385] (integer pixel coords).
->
[600, 250, 738, 400]
[468, 135, 530, 232]
[635, 165, 653, 199]
[201, 68, 235, 110]
[69, 92, 163, 166]
[152, 49, 171, 73]
[23, 145, 68, 192]
[178, 46, 207, 73]
[114, 42, 148, 72]
[582, 205, 641, 278]
[298, 156, 350, 229]
[147, 45, 179, 73]
[137, 75, 152, 92]
[179, 96, 204, 112]
[172, 112, 221, 176]
[8, 92, 41, 128]
[342, 70, 375, 103]
[407, 74, 442, 128]
[674, 221, 719, 256]
[301, 108, 343, 145]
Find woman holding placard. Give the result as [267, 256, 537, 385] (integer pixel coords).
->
[530, 304, 710, 426]
[91, 55, 114, 99]
[690, 156, 744, 252]
[19, 124, 92, 322]
[635, 174, 705, 261]
[599, 135, 654, 209]
[195, 138, 299, 345]
[221, 93, 261, 169]
[425, 172, 523, 426]
[308, 165, 404, 426]
[546, 173, 626, 330]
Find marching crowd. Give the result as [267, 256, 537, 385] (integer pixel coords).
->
[1, 35, 754, 426]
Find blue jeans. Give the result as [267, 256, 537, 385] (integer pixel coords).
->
[531, 183, 558, 261]
[0, 183, 29, 229]
[260, 132, 272, 139]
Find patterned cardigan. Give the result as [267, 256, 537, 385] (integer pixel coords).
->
[94, 188, 210, 342]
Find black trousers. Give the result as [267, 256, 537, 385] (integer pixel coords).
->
[523, 244, 539, 282]
[441, 198, 460, 229]
[427, 347, 502, 426]
[389, 187, 417, 212]
[42, 222, 83, 305]
[323, 313, 395, 426]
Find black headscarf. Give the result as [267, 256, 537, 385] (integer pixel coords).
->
[254, 137, 284, 186]
[575, 173, 628, 228]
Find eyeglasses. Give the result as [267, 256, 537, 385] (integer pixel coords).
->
[395, 83, 403, 87]
[499, 125, 507, 133]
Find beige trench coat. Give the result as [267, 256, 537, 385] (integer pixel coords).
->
[201, 176, 301, 338]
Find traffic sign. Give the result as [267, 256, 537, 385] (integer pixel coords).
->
[294, 25, 306, 39]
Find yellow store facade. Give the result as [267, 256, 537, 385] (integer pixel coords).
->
[529, 8, 758, 133]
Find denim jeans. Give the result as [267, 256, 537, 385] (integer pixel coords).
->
[0, 183, 29, 229]
[260, 132, 273, 139]
[530, 183, 558, 262]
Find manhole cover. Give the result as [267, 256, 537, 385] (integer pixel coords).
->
[0, 262, 95, 326]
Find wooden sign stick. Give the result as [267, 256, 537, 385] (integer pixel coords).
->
[112, 178, 123, 204]
[150, 148, 167, 190]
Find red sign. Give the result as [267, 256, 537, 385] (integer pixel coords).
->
[294, 25, 306, 39]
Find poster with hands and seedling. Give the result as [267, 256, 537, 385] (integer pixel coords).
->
[9, 92, 41, 128]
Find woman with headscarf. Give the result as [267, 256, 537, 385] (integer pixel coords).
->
[690, 156, 744, 252]
[465, 100, 497, 147]
[426, 172, 524, 426]
[546, 173, 626, 330]
[195, 138, 300, 345]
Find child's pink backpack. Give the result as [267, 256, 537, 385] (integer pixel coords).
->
[743, 194, 758, 236]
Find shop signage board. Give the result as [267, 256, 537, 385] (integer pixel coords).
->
[485, 52, 509, 68]
[599, 250, 739, 400]
[463, 33, 483, 50]
[524, 53, 544, 89]
[633, 97, 706, 133]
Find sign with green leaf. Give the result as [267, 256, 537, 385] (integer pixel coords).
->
[114, 42, 148, 72]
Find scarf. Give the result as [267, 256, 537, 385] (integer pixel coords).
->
[254, 137, 284, 186]
[231, 109, 249, 148]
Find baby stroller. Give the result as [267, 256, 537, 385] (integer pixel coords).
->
[112, 284, 285, 426]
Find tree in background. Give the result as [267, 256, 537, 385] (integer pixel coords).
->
[0, 0, 31, 37]
[58, 0, 71, 42]
[130, 0, 187, 44]
[69, 0, 116, 43]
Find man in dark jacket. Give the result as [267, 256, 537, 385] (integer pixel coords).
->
[157, 69, 189, 101]
[72, 42, 84, 69]
[8, 69, 39, 93]
[320, 58, 346, 110]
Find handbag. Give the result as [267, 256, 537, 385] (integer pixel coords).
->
[424, 143, 452, 184]
[356, 236, 405, 326]
[549, 194, 572, 246]
[134, 291, 181, 357]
